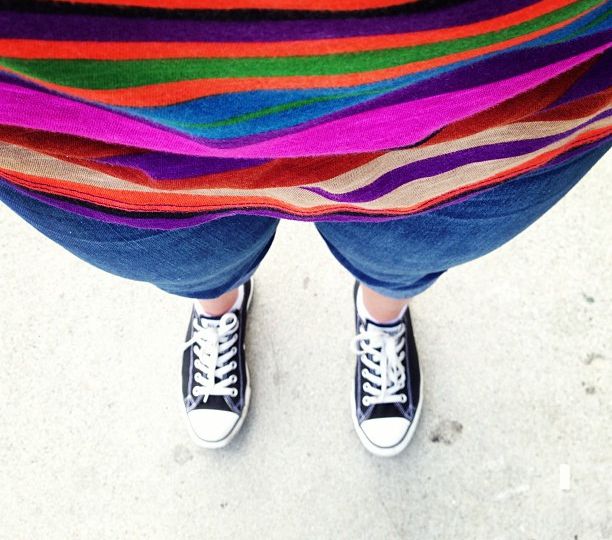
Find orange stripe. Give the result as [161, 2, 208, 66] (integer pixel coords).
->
[0, 0, 575, 59]
[0, 13, 584, 107]
[55, 0, 418, 10]
[2, 127, 609, 215]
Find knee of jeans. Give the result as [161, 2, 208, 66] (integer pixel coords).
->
[30, 215, 278, 297]
[51, 237, 261, 299]
[318, 221, 440, 271]
[105, 230, 273, 294]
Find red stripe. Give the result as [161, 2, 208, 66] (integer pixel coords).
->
[0, 12, 585, 107]
[0, 125, 138, 159]
[54, 0, 419, 10]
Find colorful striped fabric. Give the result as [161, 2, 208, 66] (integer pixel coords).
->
[0, 0, 610, 230]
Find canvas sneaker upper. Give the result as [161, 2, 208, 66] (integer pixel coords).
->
[351, 282, 422, 457]
[181, 279, 252, 448]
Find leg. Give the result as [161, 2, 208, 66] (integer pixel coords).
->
[319, 143, 609, 457]
[0, 182, 279, 449]
[316, 143, 610, 309]
[0, 180, 279, 301]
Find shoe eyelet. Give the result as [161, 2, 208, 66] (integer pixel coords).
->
[400, 394, 407, 403]
[362, 397, 369, 406]
[231, 389, 238, 397]
[230, 361, 238, 370]
[362, 383, 368, 391]
[230, 375, 237, 383]
[361, 369, 368, 377]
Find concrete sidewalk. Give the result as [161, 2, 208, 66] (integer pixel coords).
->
[0, 155, 610, 539]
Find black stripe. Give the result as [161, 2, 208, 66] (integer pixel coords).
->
[0, 0, 464, 21]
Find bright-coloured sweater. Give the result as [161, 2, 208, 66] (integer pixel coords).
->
[0, 0, 610, 229]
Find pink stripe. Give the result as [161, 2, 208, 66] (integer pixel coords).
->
[0, 44, 608, 158]
[246, 45, 610, 157]
[0, 83, 208, 155]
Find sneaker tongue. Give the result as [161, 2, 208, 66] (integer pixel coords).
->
[365, 318, 403, 334]
[200, 314, 222, 325]
[362, 319, 402, 357]
[193, 302, 222, 322]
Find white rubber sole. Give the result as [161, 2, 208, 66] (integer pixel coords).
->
[179, 279, 254, 449]
[351, 372, 424, 458]
[179, 372, 251, 449]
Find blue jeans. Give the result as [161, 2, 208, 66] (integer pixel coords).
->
[0, 144, 608, 300]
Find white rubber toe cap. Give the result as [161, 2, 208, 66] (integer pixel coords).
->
[187, 409, 240, 443]
[360, 417, 411, 448]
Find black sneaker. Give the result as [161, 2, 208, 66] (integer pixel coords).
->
[180, 279, 253, 448]
[350, 281, 423, 457]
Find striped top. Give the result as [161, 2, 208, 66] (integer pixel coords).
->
[0, 0, 610, 230]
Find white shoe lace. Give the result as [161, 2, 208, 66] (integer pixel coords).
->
[183, 311, 240, 403]
[351, 322, 407, 407]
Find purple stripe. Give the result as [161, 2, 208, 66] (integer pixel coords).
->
[99, 152, 269, 180]
[546, 47, 612, 109]
[1, 45, 606, 157]
[0, 175, 392, 228]
[0, 71, 40, 89]
[0, 173, 516, 229]
[304, 110, 612, 202]
[0, 0, 539, 42]
[0, 29, 608, 155]
[225, 49, 611, 156]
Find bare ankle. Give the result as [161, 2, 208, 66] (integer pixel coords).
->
[199, 288, 239, 317]
[360, 283, 409, 323]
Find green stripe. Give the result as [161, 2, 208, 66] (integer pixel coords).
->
[0, 0, 600, 90]
[556, 4, 610, 42]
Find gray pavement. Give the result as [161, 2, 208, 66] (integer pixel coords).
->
[0, 155, 610, 539]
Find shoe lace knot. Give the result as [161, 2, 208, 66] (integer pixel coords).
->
[351, 322, 407, 407]
[183, 311, 240, 403]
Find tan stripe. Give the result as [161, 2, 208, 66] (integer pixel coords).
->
[369, 124, 611, 210]
[0, 140, 329, 206]
[1, 111, 606, 196]
[0, 143, 150, 192]
[1, 115, 609, 212]
[307, 111, 612, 195]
